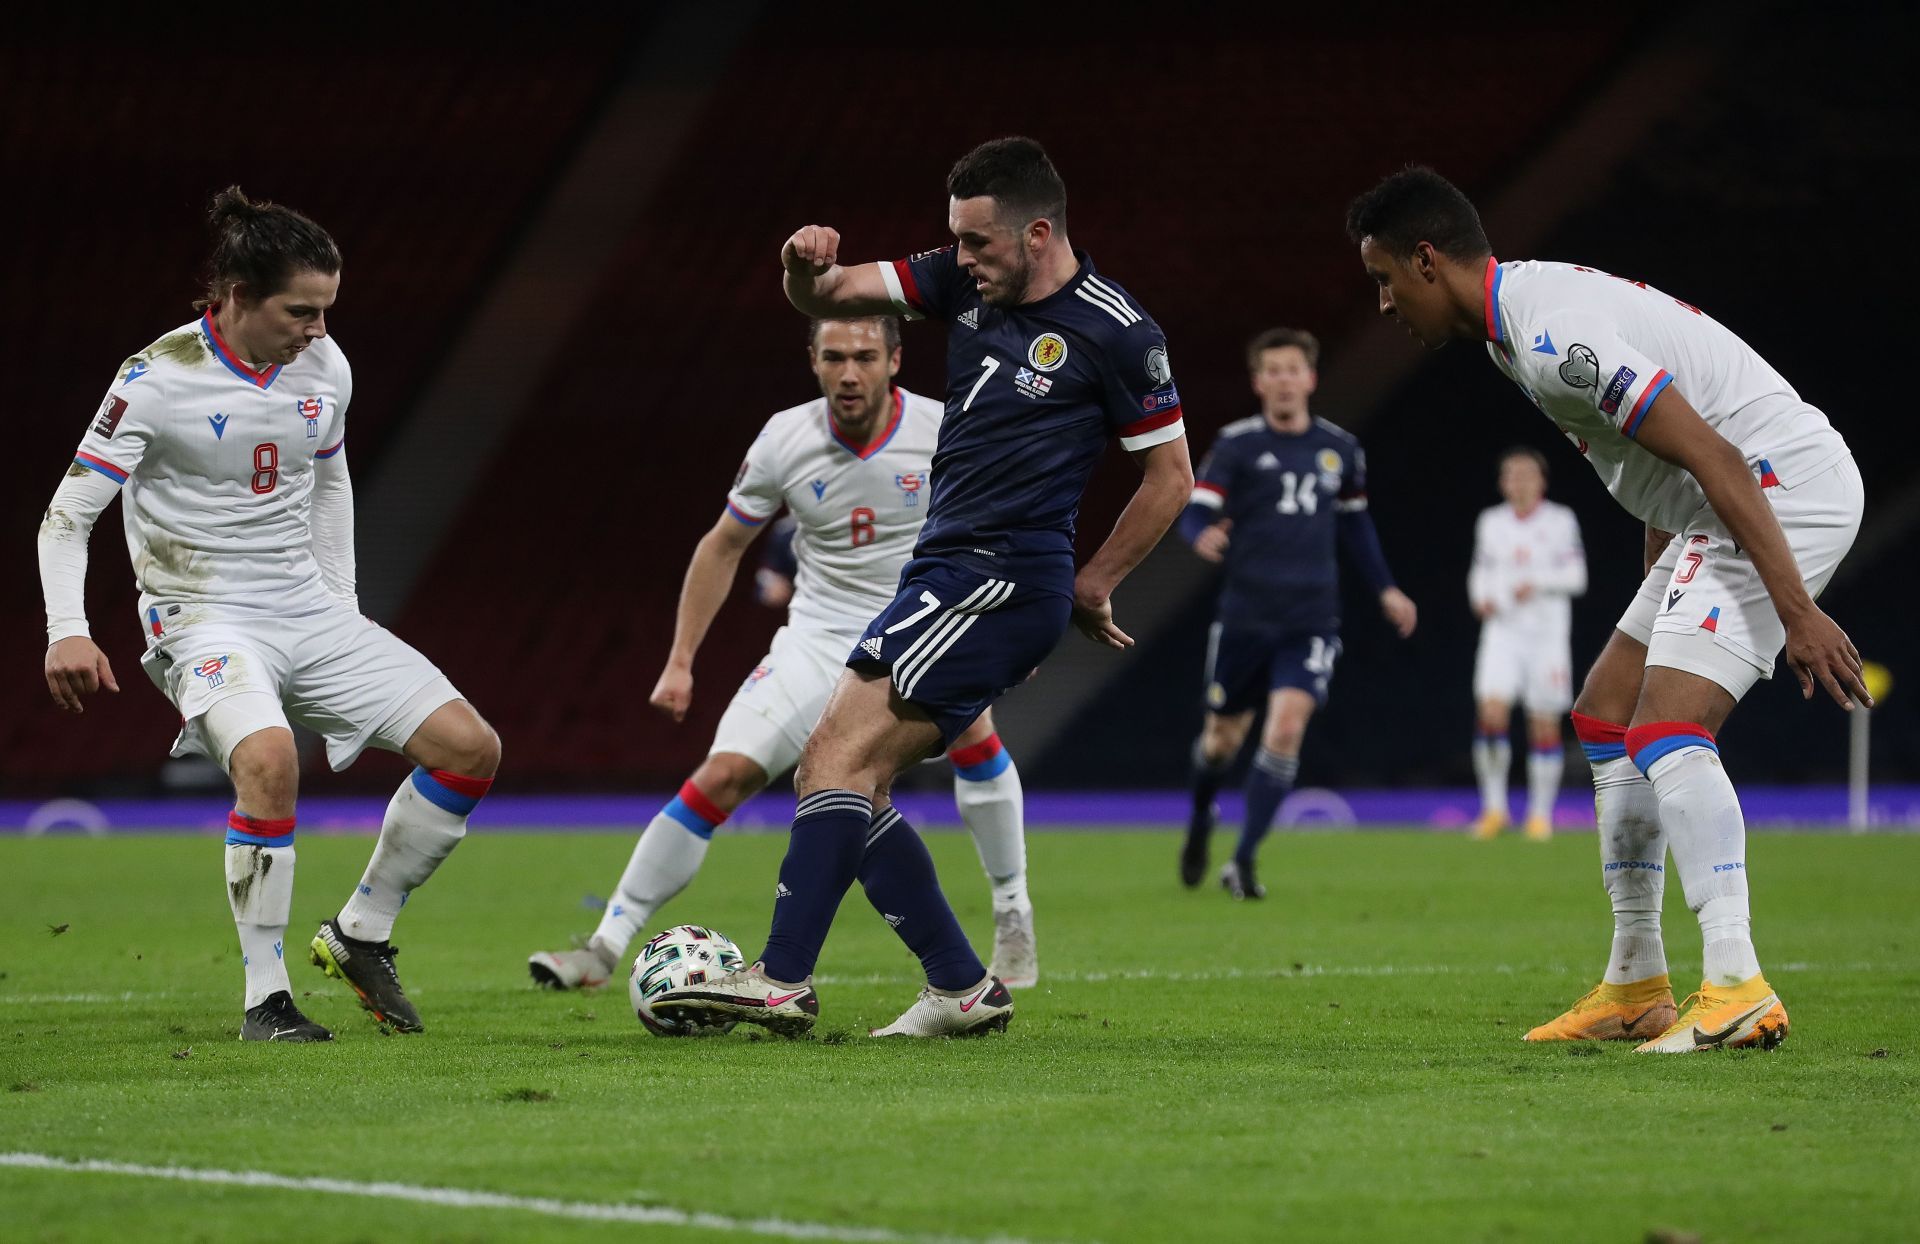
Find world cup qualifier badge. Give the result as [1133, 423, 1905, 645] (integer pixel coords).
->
[895, 471, 927, 506]
[297, 396, 324, 438]
[193, 655, 231, 689]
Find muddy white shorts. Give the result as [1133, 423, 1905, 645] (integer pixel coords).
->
[139, 601, 460, 771]
[1616, 455, 1864, 700]
[707, 624, 856, 778]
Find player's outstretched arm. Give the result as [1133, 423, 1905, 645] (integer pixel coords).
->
[1072, 436, 1194, 649]
[310, 447, 358, 610]
[37, 467, 123, 713]
[781, 226, 901, 317]
[1633, 386, 1870, 709]
[651, 512, 762, 722]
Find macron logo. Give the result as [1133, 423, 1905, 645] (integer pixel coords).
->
[811, 479, 828, 500]
[860, 637, 884, 659]
[208, 413, 229, 440]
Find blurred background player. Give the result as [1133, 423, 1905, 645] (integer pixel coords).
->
[754, 515, 799, 608]
[36, 188, 501, 1042]
[652, 137, 1192, 1038]
[527, 318, 1036, 992]
[1468, 447, 1587, 841]
[1350, 166, 1867, 1053]
[1178, 328, 1417, 898]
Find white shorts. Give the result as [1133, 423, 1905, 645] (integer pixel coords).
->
[1617, 455, 1864, 700]
[1473, 625, 1573, 714]
[708, 625, 855, 778]
[138, 601, 460, 771]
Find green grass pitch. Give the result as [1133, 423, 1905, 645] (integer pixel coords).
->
[2, 829, 1916, 1243]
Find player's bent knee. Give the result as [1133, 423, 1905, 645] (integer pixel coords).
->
[692, 753, 769, 811]
[227, 726, 299, 815]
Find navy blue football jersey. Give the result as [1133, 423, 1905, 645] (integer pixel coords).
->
[880, 246, 1185, 596]
[1189, 415, 1382, 631]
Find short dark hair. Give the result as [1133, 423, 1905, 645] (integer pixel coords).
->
[947, 136, 1067, 231]
[1500, 445, 1550, 479]
[1345, 165, 1490, 262]
[808, 316, 902, 353]
[197, 185, 341, 310]
[1246, 327, 1321, 371]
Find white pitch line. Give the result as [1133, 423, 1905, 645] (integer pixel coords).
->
[0, 1152, 1054, 1244]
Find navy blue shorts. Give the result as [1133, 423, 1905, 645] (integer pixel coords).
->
[1202, 622, 1342, 715]
[848, 555, 1072, 748]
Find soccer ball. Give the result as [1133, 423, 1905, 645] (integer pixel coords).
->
[628, 924, 746, 1037]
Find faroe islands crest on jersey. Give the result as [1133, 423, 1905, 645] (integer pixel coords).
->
[69, 310, 352, 624]
[879, 245, 1185, 595]
[724, 388, 943, 634]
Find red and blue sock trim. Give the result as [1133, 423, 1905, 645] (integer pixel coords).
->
[226, 811, 295, 847]
[949, 733, 1012, 781]
[1625, 721, 1717, 777]
[409, 767, 494, 817]
[1474, 728, 1509, 745]
[662, 779, 727, 840]
[1571, 711, 1628, 765]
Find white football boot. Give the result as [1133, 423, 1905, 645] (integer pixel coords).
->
[990, 905, 1039, 989]
[528, 937, 618, 990]
[870, 975, 1013, 1037]
[650, 961, 819, 1037]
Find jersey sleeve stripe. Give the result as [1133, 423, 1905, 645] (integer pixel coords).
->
[1188, 483, 1224, 509]
[881, 260, 927, 319]
[315, 437, 346, 459]
[1622, 370, 1672, 439]
[1118, 408, 1185, 452]
[73, 452, 129, 483]
[1074, 285, 1137, 326]
[1082, 276, 1141, 324]
[724, 499, 770, 527]
[1482, 256, 1506, 344]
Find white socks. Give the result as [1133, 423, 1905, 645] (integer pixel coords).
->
[1472, 732, 1511, 819]
[950, 736, 1028, 913]
[225, 833, 296, 1009]
[1590, 754, 1670, 984]
[1634, 732, 1760, 987]
[592, 780, 725, 962]
[338, 767, 488, 944]
[1526, 745, 1564, 823]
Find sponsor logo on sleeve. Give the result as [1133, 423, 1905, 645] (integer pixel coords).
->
[1599, 365, 1638, 415]
[1558, 343, 1599, 389]
[1027, 333, 1068, 372]
[1140, 388, 1180, 412]
[91, 395, 128, 439]
[1143, 344, 1172, 386]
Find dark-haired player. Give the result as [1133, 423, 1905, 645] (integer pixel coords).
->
[37, 188, 501, 1041]
[527, 318, 1037, 994]
[1348, 166, 1865, 1053]
[653, 137, 1192, 1038]
[1177, 328, 1416, 898]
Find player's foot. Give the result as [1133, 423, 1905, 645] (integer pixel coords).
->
[1471, 810, 1508, 840]
[309, 918, 423, 1033]
[1523, 975, 1676, 1042]
[1634, 975, 1789, 1054]
[240, 990, 333, 1043]
[528, 937, 619, 991]
[870, 975, 1013, 1038]
[649, 961, 818, 1038]
[1523, 814, 1553, 842]
[1179, 805, 1214, 887]
[990, 905, 1039, 989]
[1220, 858, 1265, 901]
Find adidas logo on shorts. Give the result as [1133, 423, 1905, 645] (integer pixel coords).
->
[860, 637, 884, 659]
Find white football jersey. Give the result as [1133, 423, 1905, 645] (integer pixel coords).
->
[70, 312, 350, 625]
[1468, 500, 1586, 636]
[725, 388, 939, 635]
[1484, 259, 1849, 532]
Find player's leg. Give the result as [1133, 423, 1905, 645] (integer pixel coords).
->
[532, 752, 773, 990]
[1526, 627, 1676, 1041]
[1471, 628, 1519, 837]
[1224, 687, 1313, 900]
[947, 708, 1036, 986]
[1521, 648, 1572, 841]
[1182, 709, 1252, 886]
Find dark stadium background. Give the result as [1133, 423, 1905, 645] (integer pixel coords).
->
[2, 7, 1912, 798]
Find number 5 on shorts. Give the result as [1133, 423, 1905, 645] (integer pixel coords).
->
[885, 591, 941, 635]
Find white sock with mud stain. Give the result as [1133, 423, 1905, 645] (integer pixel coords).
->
[224, 812, 297, 1009]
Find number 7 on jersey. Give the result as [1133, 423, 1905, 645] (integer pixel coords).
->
[962, 356, 1000, 412]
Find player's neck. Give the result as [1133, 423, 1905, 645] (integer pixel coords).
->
[211, 305, 271, 369]
[1263, 407, 1310, 434]
[1020, 236, 1080, 305]
[1508, 499, 1542, 520]
[831, 389, 895, 448]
